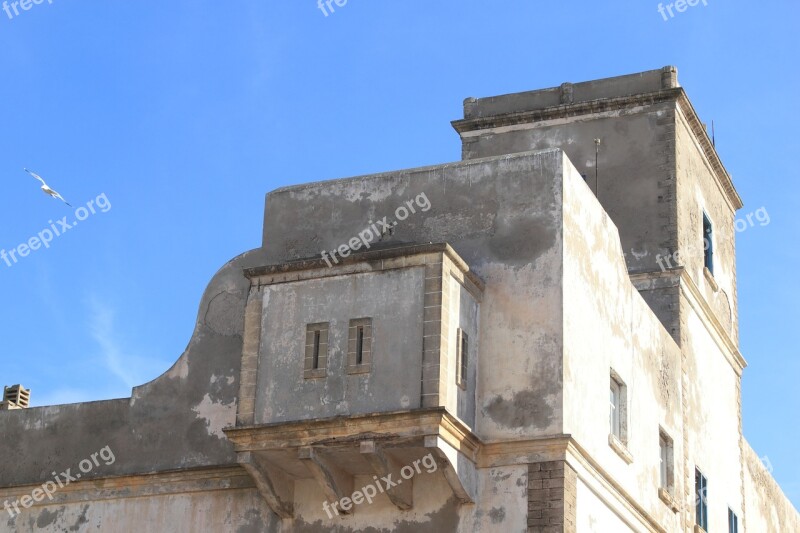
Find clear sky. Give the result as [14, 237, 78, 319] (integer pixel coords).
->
[0, 0, 797, 508]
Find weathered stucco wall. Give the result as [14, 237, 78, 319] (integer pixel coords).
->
[255, 268, 426, 424]
[457, 95, 677, 277]
[675, 108, 739, 344]
[454, 82, 690, 346]
[575, 477, 636, 532]
[446, 276, 479, 429]
[561, 151, 684, 531]
[3, 487, 276, 533]
[680, 304, 744, 530]
[744, 440, 800, 532]
[260, 150, 567, 442]
[0, 247, 277, 488]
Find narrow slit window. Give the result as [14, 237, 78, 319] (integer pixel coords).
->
[461, 331, 468, 385]
[356, 326, 364, 365]
[347, 318, 372, 374]
[659, 434, 668, 487]
[703, 213, 714, 274]
[304, 323, 329, 379]
[313, 330, 321, 369]
[456, 328, 468, 389]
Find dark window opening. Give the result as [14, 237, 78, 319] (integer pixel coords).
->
[347, 318, 372, 374]
[356, 326, 364, 365]
[728, 508, 739, 533]
[312, 330, 321, 369]
[456, 328, 468, 389]
[696, 468, 708, 531]
[460, 331, 468, 385]
[304, 323, 329, 378]
[703, 213, 714, 274]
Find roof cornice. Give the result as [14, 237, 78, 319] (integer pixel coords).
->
[452, 88, 743, 211]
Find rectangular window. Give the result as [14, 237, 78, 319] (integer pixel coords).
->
[608, 370, 632, 463]
[304, 323, 329, 379]
[609, 371, 628, 444]
[347, 318, 372, 374]
[696, 468, 708, 531]
[456, 328, 468, 389]
[610, 380, 621, 437]
[728, 508, 739, 533]
[659, 430, 674, 492]
[703, 213, 714, 274]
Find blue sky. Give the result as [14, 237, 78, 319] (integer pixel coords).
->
[0, 0, 797, 507]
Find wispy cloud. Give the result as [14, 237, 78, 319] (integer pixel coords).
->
[27, 296, 171, 407]
[87, 297, 139, 389]
[86, 296, 167, 391]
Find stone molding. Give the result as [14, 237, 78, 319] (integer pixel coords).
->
[452, 88, 742, 211]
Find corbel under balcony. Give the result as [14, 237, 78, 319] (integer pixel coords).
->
[223, 407, 479, 519]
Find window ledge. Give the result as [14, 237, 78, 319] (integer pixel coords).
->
[346, 365, 372, 375]
[703, 267, 719, 292]
[693, 526, 707, 533]
[304, 369, 327, 380]
[608, 434, 633, 464]
[658, 488, 680, 513]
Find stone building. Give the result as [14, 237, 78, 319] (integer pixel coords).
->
[0, 67, 797, 532]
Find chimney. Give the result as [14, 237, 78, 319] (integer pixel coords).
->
[1, 385, 31, 410]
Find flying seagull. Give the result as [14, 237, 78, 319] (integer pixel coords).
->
[23, 168, 72, 207]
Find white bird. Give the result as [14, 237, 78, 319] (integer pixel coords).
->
[23, 168, 72, 207]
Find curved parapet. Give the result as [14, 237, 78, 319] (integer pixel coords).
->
[0, 246, 270, 487]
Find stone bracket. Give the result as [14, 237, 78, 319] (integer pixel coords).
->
[237, 451, 294, 519]
[299, 446, 355, 514]
[360, 440, 413, 510]
[425, 435, 476, 504]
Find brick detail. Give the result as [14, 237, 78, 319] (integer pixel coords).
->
[527, 461, 577, 533]
[421, 260, 447, 407]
